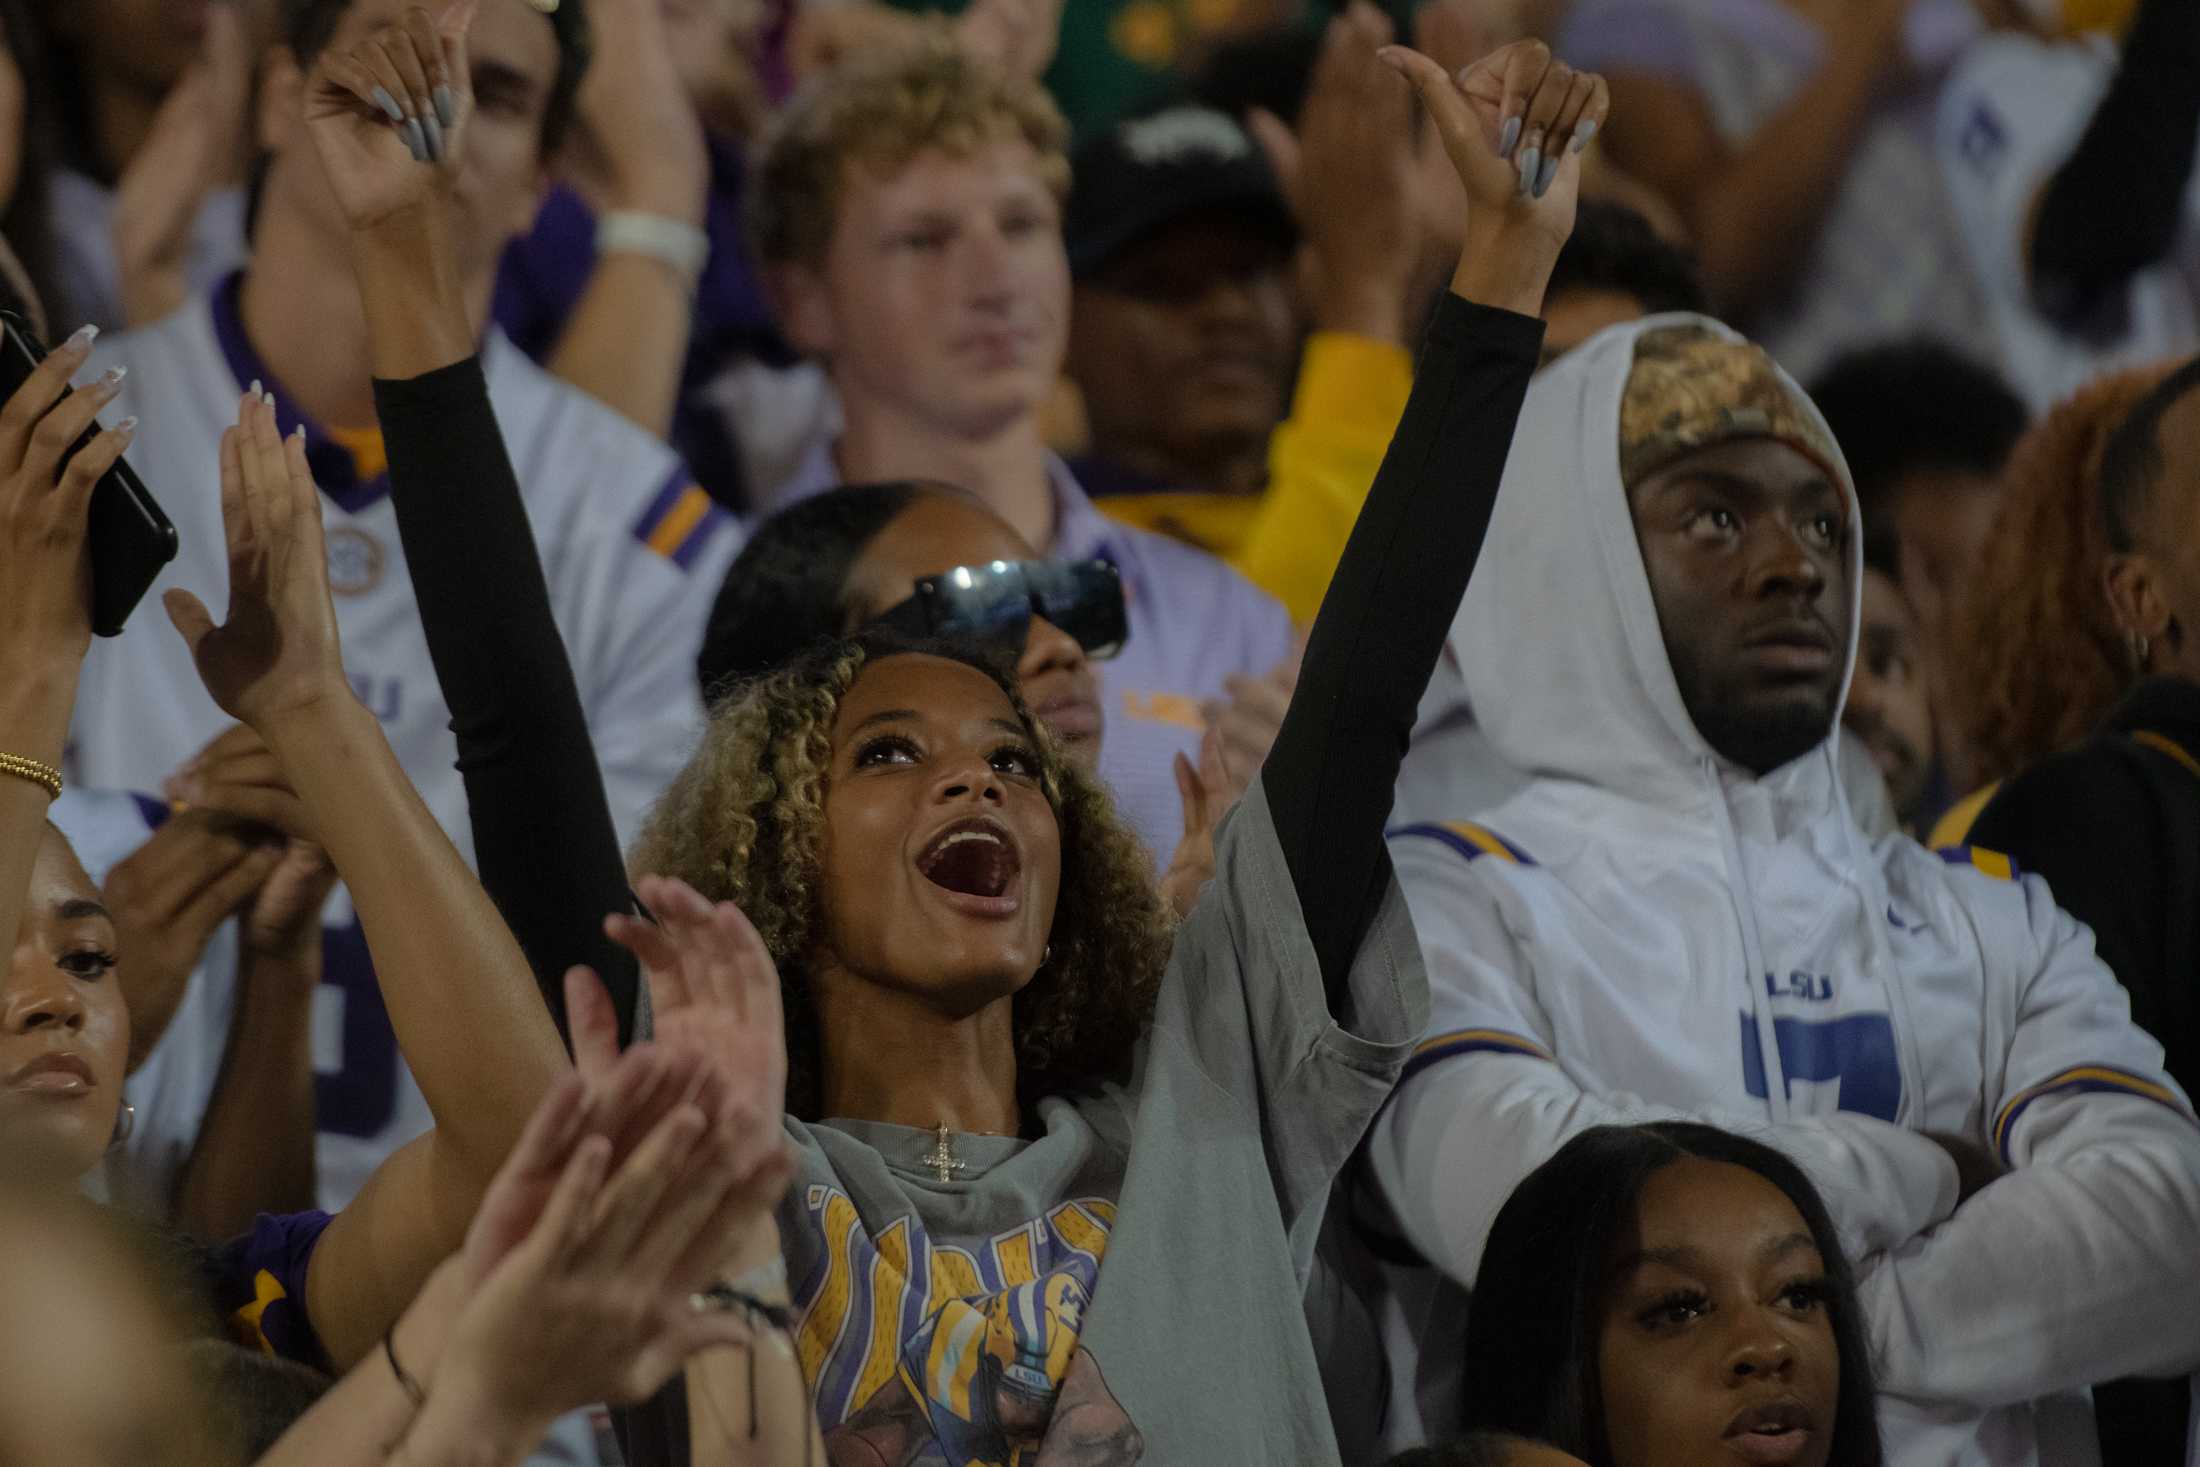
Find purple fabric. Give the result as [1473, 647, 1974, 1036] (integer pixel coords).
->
[208, 273, 396, 516]
[209, 1209, 337, 1368]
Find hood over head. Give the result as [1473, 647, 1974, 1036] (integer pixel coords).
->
[1451, 313, 1863, 818]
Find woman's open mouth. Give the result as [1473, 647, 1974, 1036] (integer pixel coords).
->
[916, 816, 1024, 916]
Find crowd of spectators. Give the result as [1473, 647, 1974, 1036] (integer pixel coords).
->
[1, 0, 2197, 1463]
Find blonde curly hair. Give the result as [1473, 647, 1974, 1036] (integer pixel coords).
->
[631, 631, 1175, 1121]
[1950, 365, 2171, 784]
[748, 32, 1071, 271]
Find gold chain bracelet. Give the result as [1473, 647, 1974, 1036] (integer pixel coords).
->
[0, 753, 63, 800]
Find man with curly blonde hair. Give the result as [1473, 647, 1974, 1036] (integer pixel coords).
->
[744, 38, 1298, 870]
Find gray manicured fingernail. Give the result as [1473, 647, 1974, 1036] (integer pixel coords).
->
[1534, 153, 1560, 199]
[65, 324, 98, 350]
[421, 109, 444, 160]
[371, 85, 406, 125]
[1572, 118, 1598, 154]
[1516, 144, 1540, 196]
[402, 116, 427, 162]
[433, 83, 456, 128]
[1499, 115, 1521, 159]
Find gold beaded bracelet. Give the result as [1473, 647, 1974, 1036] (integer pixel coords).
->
[0, 753, 63, 800]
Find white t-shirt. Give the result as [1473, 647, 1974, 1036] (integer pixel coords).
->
[1937, 32, 2200, 411]
[68, 282, 739, 1210]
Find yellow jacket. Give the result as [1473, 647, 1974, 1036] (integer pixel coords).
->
[1095, 331, 1413, 625]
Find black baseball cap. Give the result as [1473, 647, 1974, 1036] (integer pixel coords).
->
[1064, 104, 1298, 281]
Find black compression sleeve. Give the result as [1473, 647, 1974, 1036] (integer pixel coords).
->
[2028, 0, 2200, 320]
[1259, 293, 1544, 1003]
[372, 359, 642, 1047]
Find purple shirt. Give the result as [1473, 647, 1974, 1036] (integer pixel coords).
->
[772, 441, 1297, 864]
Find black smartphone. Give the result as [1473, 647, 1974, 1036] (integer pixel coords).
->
[0, 311, 178, 637]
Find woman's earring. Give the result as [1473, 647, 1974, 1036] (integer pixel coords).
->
[109, 1101, 136, 1149]
[1042, 945, 1053, 967]
[2128, 629, 2153, 673]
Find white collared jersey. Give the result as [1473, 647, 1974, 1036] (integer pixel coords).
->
[1936, 32, 2200, 412]
[1371, 315, 2200, 1467]
[69, 292, 740, 1210]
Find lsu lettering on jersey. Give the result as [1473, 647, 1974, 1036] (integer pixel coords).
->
[1936, 32, 2200, 411]
[1369, 318, 2200, 1467]
[70, 277, 739, 1211]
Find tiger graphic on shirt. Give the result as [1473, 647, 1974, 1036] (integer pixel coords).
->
[794, 1184, 1143, 1466]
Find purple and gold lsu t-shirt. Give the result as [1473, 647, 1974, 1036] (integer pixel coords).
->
[209, 1210, 335, 1368]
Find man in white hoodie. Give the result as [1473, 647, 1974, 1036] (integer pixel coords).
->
[1370, 317, 2200, 1465]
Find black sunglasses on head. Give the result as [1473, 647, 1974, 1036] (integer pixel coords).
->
[870, 557, 1128, 660]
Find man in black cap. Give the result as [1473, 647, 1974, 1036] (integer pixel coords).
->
[1063, 102, 1302, 522]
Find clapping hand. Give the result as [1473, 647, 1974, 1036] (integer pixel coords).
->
[165, 390, 351, 731]
[113, 0, 254, 325]
[565, 876, 796, 1275]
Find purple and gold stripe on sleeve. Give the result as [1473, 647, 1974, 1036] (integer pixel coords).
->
[1401, 1028, 1555, 1084]
[1936, 844, 2020, 881]
[1992, 1064, 2193, 1164]
[1389, 821, 1537, 866]
[633, 470, 730, 571]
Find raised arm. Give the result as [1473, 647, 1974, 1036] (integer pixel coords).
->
[1260, 40, 1603, 1002]
[1577, 0, 1911, 317]
[2024, 0, 2200, 322]
[314, 0, 644, 1044]
[163, 382, 566, 1367]
[0, 329, 134, 957]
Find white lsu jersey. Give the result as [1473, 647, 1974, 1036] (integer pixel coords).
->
[69, 280, 740, 1210]
[1937, 32, 2200, 411]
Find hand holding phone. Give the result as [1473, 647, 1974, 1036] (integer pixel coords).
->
[0, 312, 178, 636]
[0, 322, 138, 665]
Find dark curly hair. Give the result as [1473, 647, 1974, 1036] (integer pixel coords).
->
[1951, 365, 2170, 783]
[632, 627, 1174, 1120]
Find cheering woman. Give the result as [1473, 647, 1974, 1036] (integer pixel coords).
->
[310, 4, 1610, 1460]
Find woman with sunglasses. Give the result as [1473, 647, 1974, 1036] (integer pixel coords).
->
[334, 9, 1606, 1460]
[698, 482, 1231, 918]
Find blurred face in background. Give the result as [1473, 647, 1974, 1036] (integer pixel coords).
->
[1844, 565, 1936, 823]
[840, 493, 1107, 771]
[260, 0, 557, 282]
[1067, 210, 1297, 489]
[0, 1189, 225, 1467]
[781, 139, 1070, 443]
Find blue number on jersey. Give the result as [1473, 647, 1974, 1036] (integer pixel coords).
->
[314, 919, 401, 1139]
[1739, 1012, 1902, 1122]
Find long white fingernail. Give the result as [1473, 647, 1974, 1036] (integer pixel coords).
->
[248, 378, 263, 400]
[66, 324, 99, 350]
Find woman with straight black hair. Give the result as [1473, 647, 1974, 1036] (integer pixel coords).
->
[1461, 1122, 1883, 1467]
